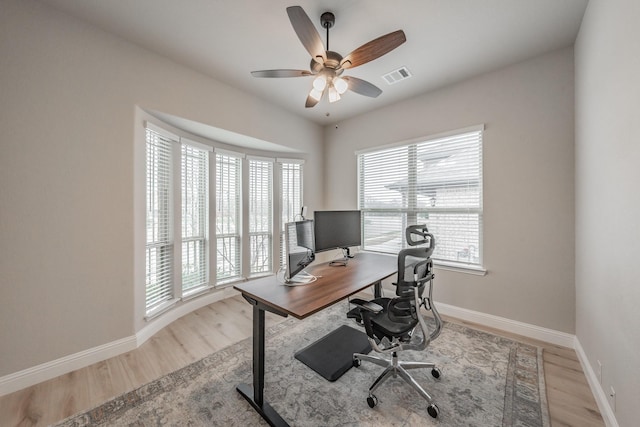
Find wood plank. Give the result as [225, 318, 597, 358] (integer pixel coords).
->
[0, 294, 604, 427]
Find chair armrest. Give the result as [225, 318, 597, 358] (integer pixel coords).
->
[349, 298, 383, 340]
[350, 298, 383, 313]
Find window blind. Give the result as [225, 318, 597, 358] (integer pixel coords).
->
[145, 127, 175, 312]
[215, 152, 242, 281]
[358, 127, 483, 266]
[143, 116, 309, 319]
[279, 162, 303, 268]
[248, 158, 273, 275]
[181, 143, 209, 293]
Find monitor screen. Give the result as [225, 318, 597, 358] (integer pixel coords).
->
[314, 210, 362, 253]
[284, 219, 315, 282]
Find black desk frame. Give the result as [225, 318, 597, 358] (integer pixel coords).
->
[236, 282, 384, 427]
[236, 296, 290, 426]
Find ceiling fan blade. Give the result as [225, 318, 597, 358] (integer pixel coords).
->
[305, 93, 321, 108]
[286, 6, 326, 64]
[251, 69, 313, 78]
[340, 30, 406, 69]
[343, 76, 382, 98]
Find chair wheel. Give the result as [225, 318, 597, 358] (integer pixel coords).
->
[353, 358, 361, 367]
[427, 403, 439, 418]
[367, 394, 378, 408]
[431, 367, 442, 379]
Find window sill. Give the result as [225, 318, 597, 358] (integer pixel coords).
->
[182, 285, 214, 301]
[434, 261, 487, 276]
[145, 298, 179, 321]
[215, 277, 245, 287]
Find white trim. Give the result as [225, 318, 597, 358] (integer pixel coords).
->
[0, 336, 137, 397]
[144, 297, 180, 322]
[574, 339, 620, 427]
[277, 157, 305, 164]
[136, 287, 240, 347]
[181, 137, 213, 152]
[182, 284, 215, 301]
[144, 121, 180, 141]
[0, 288, 241, 397]
[436, 302, 575, 348]
[354, 124, 485, 156]
[246, 155, 274, 162]
[2, 290, 601, 418]
[435, 261, 487, 276]
[214, 147, 245, 158]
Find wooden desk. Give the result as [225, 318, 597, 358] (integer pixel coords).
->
[234, 252, 397, 427]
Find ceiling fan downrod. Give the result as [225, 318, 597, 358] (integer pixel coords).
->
[320, 12, 335, 51]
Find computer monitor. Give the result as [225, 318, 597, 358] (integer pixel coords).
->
[284, 219, 316, 283]
[313, 210, 362, 258]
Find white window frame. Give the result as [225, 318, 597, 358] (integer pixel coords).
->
[142, 117, 306, 319]
[357, 125, 485, 274]
[144, 123, 215, 318]
[181, 139, 211, 298]
[145, 123, 178, 317]
[278, 159, 305, 270]
[214, 148, 243, 284]
[246, 156, 274, 278]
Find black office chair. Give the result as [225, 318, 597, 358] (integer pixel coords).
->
[348, 224, 443, 418]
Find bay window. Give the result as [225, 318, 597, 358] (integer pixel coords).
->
[144, 122, 304, 316]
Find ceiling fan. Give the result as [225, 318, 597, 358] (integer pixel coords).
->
[251, 6, 406, 108]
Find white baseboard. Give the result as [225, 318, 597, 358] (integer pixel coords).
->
[435, 302, 576, 348]
[0, 287, 240, 397]
[574, 339, 619, 427]
[136, 286, 240, 346]
[0, 286, 614, 427]
[0, 335, 137, 397]
[436, 302, 619, 426]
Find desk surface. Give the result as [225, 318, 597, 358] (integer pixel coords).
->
[234, 252, 397, 319]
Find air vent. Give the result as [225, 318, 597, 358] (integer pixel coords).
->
[382, 66, 412, 85]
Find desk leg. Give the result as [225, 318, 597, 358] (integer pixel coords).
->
[236, 304, 290, 427]
[374, 280, 382, 298]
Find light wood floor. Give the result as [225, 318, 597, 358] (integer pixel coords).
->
[0, 295, 605, 427]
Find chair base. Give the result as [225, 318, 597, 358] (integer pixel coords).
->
[353, 351, 441, 411]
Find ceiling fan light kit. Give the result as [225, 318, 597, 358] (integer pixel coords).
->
[313, 75, 327, 91]
[328, 86, 340, 103]
[251, 5, 406, 108]
[333, 76, 348, 94]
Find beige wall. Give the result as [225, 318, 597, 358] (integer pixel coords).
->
[0, 0, 604, 397]
[575, 1, 640, 425]
[0, 0, 323, 376]
[323, 47, 576, 333]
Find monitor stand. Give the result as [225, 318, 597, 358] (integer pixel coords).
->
[329, 247, 354, 267]
[284, 271, 315, 286]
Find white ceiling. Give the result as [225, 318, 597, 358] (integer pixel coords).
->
[41, 0, 588, 126]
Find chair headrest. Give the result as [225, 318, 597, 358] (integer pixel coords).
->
[405, 224, 433, 247]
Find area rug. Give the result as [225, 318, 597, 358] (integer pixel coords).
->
[55, 301, 550, 426]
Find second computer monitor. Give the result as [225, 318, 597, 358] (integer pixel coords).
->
[284, 219, 316, 282]
[314, 210, 362, 253]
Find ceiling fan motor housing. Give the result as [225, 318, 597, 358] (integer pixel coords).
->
[311, 51, 344, 74]
[320, 12, 335, 29]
